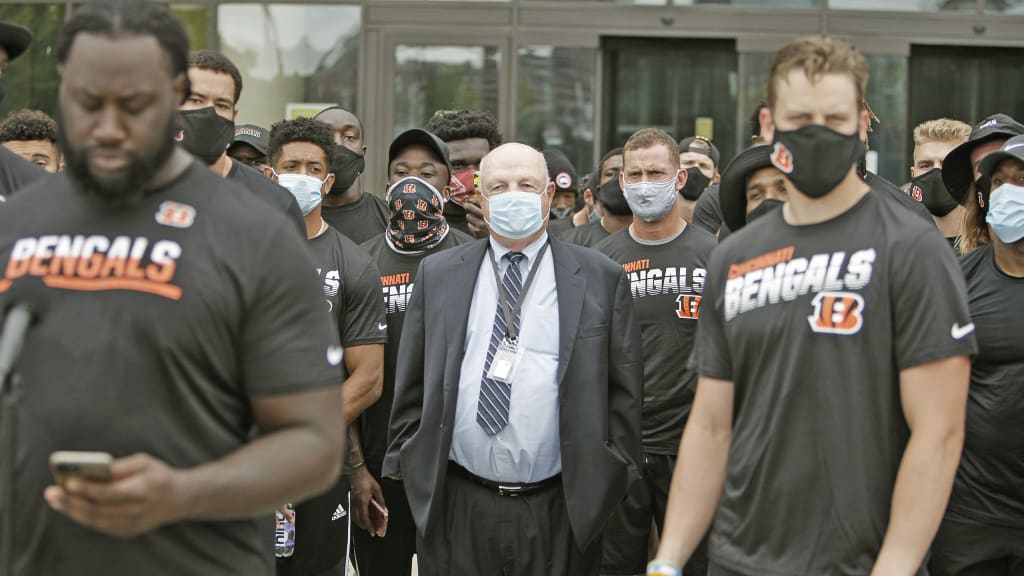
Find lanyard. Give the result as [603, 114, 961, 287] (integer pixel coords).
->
[487, 242, 549, 343]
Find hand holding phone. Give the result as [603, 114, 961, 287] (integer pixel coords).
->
[368, 497, 389, 537]
[49, 451, 113, 485]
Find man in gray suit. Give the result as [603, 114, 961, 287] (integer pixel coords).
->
[384, 143, 643, 576]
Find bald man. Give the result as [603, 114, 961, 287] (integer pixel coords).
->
[384, 143, 643, 576]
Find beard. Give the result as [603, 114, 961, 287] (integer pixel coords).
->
[59, 112, 178, 209]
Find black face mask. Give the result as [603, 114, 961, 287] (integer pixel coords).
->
[909, 168, 958, 217]
[328, 144, 365, 196]
[598, 177, 632, 216]
[176, 107, 235, 165]
[746, 198, 784, 225]
[680, 166, 711, 201]
[770, 125, 865, 199]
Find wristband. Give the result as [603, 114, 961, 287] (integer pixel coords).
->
[647, 559, 682, 576]
[350, 461, 365, 470]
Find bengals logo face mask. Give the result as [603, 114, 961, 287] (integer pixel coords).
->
[385, 176, 449, 253]
[770, 124, 865, 199]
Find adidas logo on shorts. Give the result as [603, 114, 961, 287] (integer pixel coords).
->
[331, 505, 347, 521]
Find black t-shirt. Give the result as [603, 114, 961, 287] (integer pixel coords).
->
[945, 243, 1024, 528]
[278, 227, 386, 575]
[696, 192, 976, 575]
[596, 224, 716, 454]
[2, 163, 342, 576]
[864, 172, 934, 224]
[226, 159, 306, 237]
[358, 229, 474, 471]
[320, 192, 389, 245]
[692, 182, 723, 234]
[0, 145, 48, 199]
[562, 219, 613, 248]
[548, 216, 575, 239]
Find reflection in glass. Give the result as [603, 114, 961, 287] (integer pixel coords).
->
[865, 55, 907, 185]
[675, 0, 818, 6]
[172, 5, 210, 51]
[517, 47, 596, 179]
[393, 45, 501, 137]
[218, 4, 360, 127]
[830, 0, 976, 11]
[738, 52, 773, 148]
[604, 39, 738, 175]
[0, 4, 65, 119]
[985, 0, 1024, 12]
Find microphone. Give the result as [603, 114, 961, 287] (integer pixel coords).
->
[0, 278, 47, 387]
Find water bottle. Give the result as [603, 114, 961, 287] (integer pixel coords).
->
[274, 504, 295, 558]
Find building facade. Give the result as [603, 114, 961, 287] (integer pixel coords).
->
[2, 0, 1023, 188]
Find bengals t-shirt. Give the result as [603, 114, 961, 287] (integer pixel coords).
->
[563, 219, 613, 248]
[359, 228, 474, 472]
[695, 191, 976, 575]
[945, 243, 1024, 529]
[0, 163, 342, 576]
[596, 224, 716, 454]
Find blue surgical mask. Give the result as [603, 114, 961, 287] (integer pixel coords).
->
[621, 171, 679, 223]
[986, 183, 1024, 244]
[485, 190, 547, 239]
[276, 172, 325, 216]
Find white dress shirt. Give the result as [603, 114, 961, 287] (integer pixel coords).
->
[449, 232, 561, 483]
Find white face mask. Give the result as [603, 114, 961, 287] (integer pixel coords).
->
[275, 172, 325, 216]
[485, 190, 548, 239]
[621, 171, 679, 223]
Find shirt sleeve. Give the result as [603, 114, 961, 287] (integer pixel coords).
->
[890, 227, 977, 371]
[241, 219, 343, 396]
[339, 243, 388, 347]
[692, 185, 723, 235]
[694, 246, 733, 380]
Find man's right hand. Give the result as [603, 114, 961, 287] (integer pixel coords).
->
[351, 465, 387, 536]
[465, 196, 489, 238]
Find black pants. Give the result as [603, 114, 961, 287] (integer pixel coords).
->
[416, 468, 602, 576]
[601, 452, 709, 575]
[931, 517, 1024, 576]
[351, 475, 417, 576]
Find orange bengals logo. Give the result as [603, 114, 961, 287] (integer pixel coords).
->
[417, 220, 429, 230]
[403, 210, 415, 220]
[403, 183, 417, 194]
[416, 199, 428, 211]
[675, 294, 702, 320]
[393, 199, 402, 210]
[911, 185, 923, 202]
[155, 201, 196, 229]
[771, 142, 794, 174]
[807, 291, 865, 335]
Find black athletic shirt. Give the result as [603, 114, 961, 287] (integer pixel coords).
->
[692, 182, 724, 235]
[358, 228, 474, 471]
[1, 163, 342, 576]
[226, 159, 305, 237]
[864, 171, 934, 224]
[562, 219, 612, 248]
[945, 243, 1024, 529]
[320, 192, 389, 245]
[548, 216, 575, 239]
[696, 191, 976, 575]
[596, 224, 716, 454]
[278, 227, 386, 576]
[0, 145, 48, 199]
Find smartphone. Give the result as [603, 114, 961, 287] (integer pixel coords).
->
[369, 498, 389, 536]
[49, 451, 113, 485]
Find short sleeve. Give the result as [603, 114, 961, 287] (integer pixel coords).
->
[241, 220, 343, 396]
[692, 185, 723, 235]
[693, 247, 733, 380]
[890, 228, 977, 371]
[339, 245, 388, 347]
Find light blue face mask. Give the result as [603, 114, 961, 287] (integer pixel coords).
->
[276, 172, 326, 216]
[986, 183, 1024, 244]
[485, 190, 548, 239]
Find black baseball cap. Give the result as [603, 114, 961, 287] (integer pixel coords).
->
[942, 114, 1024, 204]
[388, 128, 452, 177]
[0, 22, 32, 62]
[678, 136, 721, 168]
[542, 149, 579, 195]
[719, 145, 773, 232]
[230, 124, 269, 156]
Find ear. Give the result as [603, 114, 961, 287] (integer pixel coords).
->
[545, 181, 556, 199]
[232, 108, 239, 121]
[323, 173, 336, 194]
[583, 188, 594, 205]
[713, 171, 721, 184]
[675, 166, 688, 192]
[760, 107, 775, 145]
[263, 166, 276, 181]
[858, 108, 870, 143]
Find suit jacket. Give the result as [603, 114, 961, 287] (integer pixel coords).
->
[382, 235, 643, 550]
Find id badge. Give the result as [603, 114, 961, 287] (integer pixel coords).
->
[487, 338, 521, 384]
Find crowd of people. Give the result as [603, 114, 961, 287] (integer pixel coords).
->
[0, 1, 1020, 576]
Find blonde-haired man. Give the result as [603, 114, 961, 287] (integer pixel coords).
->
[909, 118, 972, 246]
[649, 35, 975, 576]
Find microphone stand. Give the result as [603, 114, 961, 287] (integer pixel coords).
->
[0, 364, 20, 576]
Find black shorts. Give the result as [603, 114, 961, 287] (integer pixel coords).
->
[601, 453, 708, 575]
[277, 474, 351, 576]
[930, 516, 1024, 576]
